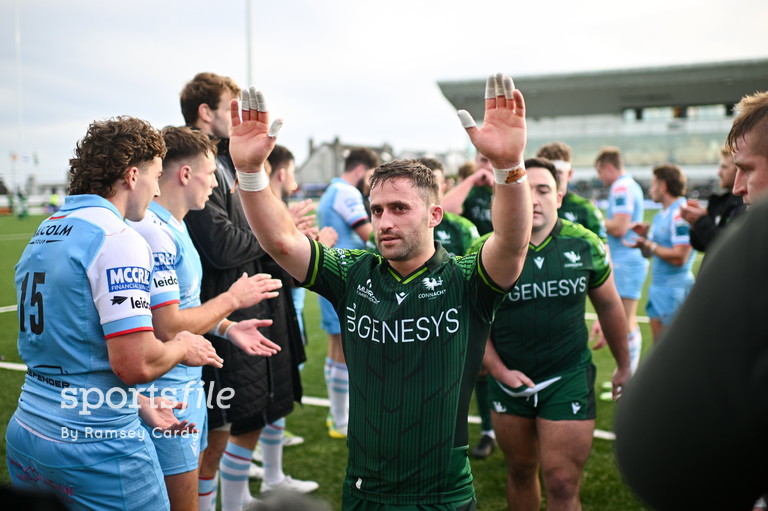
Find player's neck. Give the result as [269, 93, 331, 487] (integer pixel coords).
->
[387, 244, 436, 277]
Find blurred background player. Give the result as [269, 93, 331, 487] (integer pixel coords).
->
[623, 164, 694, 342]
[680, 147, 745, 254]
[593, 147, 647, 374]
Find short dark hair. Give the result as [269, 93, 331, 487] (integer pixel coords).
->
[161, 126, 217, 173]
[344, 148, 381, 172]
[595, 147, 623, 169]
[369, 159, 439, 205]
[653, 163, 687, 198]
[726, 91, 768, 159]
[524, 157, 559, 189]
[458, 161, 476, 180]
[267, 145, 295, 172]
[416, 157, 443, 171]
[536, 141, 572, 163]
[68, 116, 166, 197]
[180, 72, 241, 126]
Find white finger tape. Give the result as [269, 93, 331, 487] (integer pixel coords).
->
[268, 119, 283, 138]
[457, 110, 476, 129]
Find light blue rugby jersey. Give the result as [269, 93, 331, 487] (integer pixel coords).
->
[14, 195, 154, 441]
[649, 196, 695, 287]
[129, 201, 204, 390]
[607, 174, 646, 265]
[317, 177, 369, 250]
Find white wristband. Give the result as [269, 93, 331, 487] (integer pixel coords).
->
[493, 163, 527, 185]
[209, 318, 227, 337]
[223, 322, 236, 341]
[237, 170, 269, 192]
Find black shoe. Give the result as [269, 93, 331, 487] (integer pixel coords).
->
[471, 434, 496, 459]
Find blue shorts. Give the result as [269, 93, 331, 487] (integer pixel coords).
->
[6, 415, 169, 511]
[646, 283, 692, 325]
[142, 385, 208, 475]
[612, 258, 649, 300]
[319, 295, 341, 335]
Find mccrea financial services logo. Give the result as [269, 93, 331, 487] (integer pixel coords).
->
[106, 266, 151, 292]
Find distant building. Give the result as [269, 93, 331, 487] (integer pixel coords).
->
[297, 138, 394, 196]
[438, 58, 768, 199]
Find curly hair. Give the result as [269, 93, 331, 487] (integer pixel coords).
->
[180, 72, 241, 126]
[68, 116, 166, 197]
[369, 159, 439, 205]
[161, 126, 217, 171]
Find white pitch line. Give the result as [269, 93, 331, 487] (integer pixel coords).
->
[0, 305, 18, 313]
[0, 363, 618, 441]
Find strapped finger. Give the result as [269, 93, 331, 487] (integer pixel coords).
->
[484, 74, 497, 110]
[457, 110, 476, 129]
[494, 73, 507, 108]
[502, 75, 515, 100]
[268, 119, 283, 138]
[252, 87, 267, 112]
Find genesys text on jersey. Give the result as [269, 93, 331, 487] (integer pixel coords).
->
[345, 306, 460, 343]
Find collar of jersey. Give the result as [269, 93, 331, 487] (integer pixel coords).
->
[382, 242, 449, 284]
[59, 194, 123, 219]
[529, 219, 563, 252]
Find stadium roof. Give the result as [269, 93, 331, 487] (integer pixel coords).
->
[438, 58, 768, 119]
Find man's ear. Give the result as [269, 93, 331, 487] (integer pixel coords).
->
[429, 204, 444, 229]
[124, 167, 139, 190]
[179, 165, 192, 185]
[198, 103, 213, 124]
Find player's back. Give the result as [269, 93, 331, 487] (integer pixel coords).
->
[607, 174, 645, 264]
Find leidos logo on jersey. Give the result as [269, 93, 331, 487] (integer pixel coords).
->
[106, 266, 151, 292]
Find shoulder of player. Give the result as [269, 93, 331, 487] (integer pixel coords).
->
[558, 219, 602, 246]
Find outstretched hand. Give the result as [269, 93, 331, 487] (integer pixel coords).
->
[229, 87, 284, 173]
[458, 73, 526, 169]
[137, 395, 198, 434]
[226, 319, 281, 356]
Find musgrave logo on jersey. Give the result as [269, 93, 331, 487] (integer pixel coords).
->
[563, 251, 583, 268]
[419, 277, 446, 299]
[153, 252, 176, 272]
[355, 281, 380, 304]
[106, 266, 151, 292]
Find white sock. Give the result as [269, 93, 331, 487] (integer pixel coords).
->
[219, 442, 254, 511]
[198, 473, 217, 511]
[328, 359, 349, 429]
[629, 326, 643, 375]
[261, 419, 286, 486]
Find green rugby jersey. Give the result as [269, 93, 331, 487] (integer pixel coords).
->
[367, 212, 479, 258]
[558, 191, 607, 242]
[462, 186, 493, 235]
[302, 238, 506, 505]
[473, 220, 610, 379]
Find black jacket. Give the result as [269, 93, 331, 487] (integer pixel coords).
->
[689, 191, 745, 252]
[185, 138, 305, 428]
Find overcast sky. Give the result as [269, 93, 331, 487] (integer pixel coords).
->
[1, 0, 766, 186]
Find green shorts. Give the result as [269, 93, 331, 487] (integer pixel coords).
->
[489, 364, 596, 421]
[341, 494, 477, 511]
